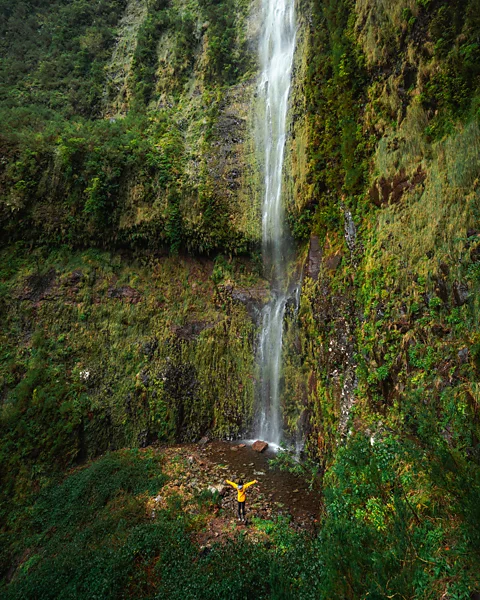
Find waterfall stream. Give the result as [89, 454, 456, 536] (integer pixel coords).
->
[256, 0, 296, 446]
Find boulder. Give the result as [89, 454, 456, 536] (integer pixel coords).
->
[208, 484, 227, 496]
[458, 347, 469, 364]
[453, 281, 469, 307]
[324, 253, 342, 272]
[252, 440, 269, 453]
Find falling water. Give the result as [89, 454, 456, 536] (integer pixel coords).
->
[256, 0, 296, 446]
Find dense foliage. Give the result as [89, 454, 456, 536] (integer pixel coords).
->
[0, 245, 258, 523]
[2, 441, 479, 598]
[0, 0, 257, 255]
[0, 0, 128, 117]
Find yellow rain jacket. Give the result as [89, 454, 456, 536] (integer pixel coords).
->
[225, 480, 257, 502]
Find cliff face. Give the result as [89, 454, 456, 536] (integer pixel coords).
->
[1, 0, 480, 595]
[282, 0, 480, 458]
[0, 0, 269, 514]
[0, 0, 261, 254]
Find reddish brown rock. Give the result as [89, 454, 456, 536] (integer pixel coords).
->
[107, 285, 141, 304]
[252, 440, 268, 453]
[324, 253, 342, 272]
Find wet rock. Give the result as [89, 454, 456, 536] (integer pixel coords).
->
[79, 369, 91, 381]
[142, 338, 158, 358]
[339, 368, 358, 437]
[230, 446, 239, 452]
[306, 235, 322, 280]
[344, 210, 357, 255]
[458, 347, 469, 364]
[209, 484, 226, 496]
[227, 285, 269, 319]
[452, 281, 469, 306]
[136, 369, 150, 387]
[137, 430, 149, 448]
[252, 440, 268, 453]
[69, 269, 83, 285]
[238, 444, 246, 449]
[19, 268, 57, 302]
[172, 321, 208, 341]
[284, 293, 299, 319]
[439, 262, 450, 276]
[434, 277, 449, 304]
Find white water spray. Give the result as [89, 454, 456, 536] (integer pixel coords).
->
[256, 0, 296, 446]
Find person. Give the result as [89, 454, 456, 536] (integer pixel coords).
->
[225, 478, 258, 522]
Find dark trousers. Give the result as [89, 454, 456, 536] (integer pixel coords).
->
[237, 501, 245, 519]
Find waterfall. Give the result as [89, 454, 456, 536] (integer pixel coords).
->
[256, 0, 296, 446]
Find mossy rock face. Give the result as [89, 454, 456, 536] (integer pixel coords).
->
[1, 0, 480, 595]
[0, 0, 259, 255]
[0, 247, 263, 511]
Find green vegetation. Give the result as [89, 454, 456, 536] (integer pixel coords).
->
[2, 440, 479, 598]
[0, 0, 258, 256]
[0, 0, 129, 117]
[420, 0, 480, 137]
[199, 0, 253, 85]
[1, 0, 480, 596]
[281, 1, 480, 595]
[0, 245, 259, 519]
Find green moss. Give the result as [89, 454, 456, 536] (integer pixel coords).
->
[0, 246, 260, 514]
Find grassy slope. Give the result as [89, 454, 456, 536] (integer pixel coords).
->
[0, 447, 320, 600]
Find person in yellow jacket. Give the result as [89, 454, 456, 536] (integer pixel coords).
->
[225, 478, 258, 522]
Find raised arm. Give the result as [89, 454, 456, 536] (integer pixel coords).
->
[243, 480, 258, 490]
[225, 480, 238, 490]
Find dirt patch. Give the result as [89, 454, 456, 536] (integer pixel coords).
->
[147, 441, 320, 545]
[202, 442, 320, 525]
